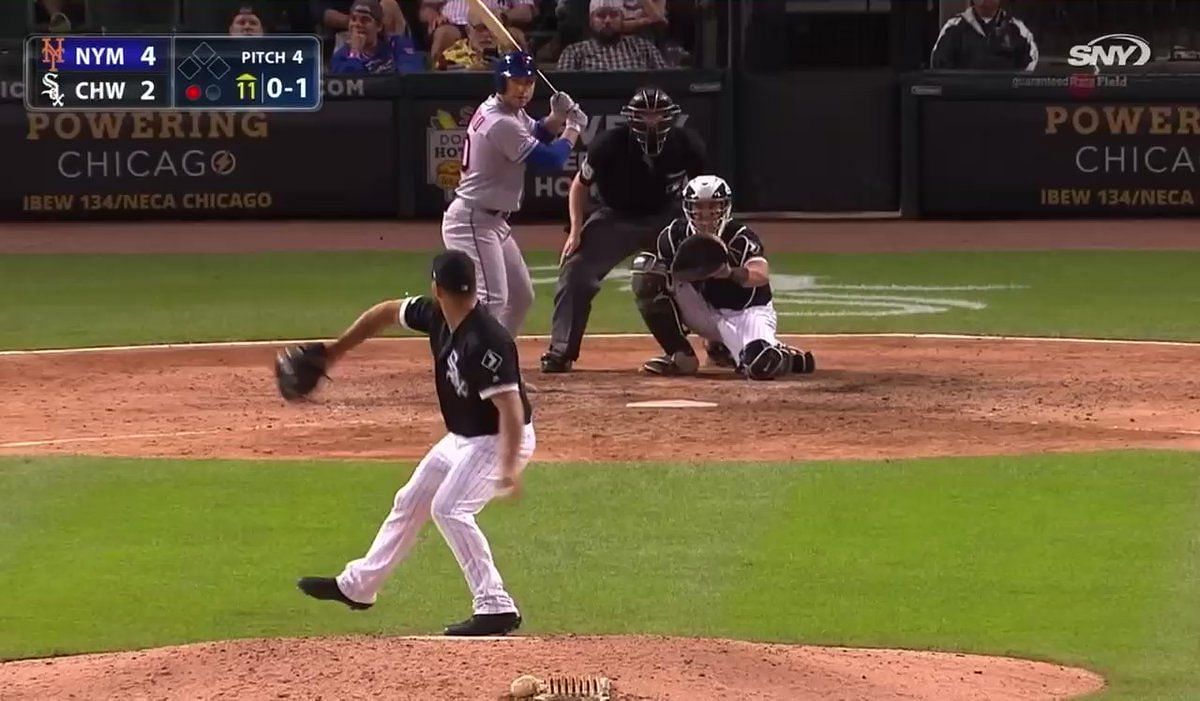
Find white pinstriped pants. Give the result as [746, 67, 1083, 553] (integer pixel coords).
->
[337, 424, 536, 614]
[673, 283, 780, 360]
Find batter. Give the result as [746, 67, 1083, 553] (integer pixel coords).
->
[442, 50, 588, 334]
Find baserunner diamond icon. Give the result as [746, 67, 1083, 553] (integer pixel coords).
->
[177, 56, 201, 80]
[207, 57, 230, 79]
[192, 42, 216, 65]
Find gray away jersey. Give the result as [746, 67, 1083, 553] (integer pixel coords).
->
[454, 95, 539, 212]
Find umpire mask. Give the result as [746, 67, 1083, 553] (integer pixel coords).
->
[621, 87, 682, 157]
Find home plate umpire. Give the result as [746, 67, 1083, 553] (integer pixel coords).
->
[540, 86, 708, 373]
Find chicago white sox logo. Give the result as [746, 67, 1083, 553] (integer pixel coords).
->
[446, 350, 468, 398]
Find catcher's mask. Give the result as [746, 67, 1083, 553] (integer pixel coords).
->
[621, 86, 681, 157]
[683, 175, 733, 238]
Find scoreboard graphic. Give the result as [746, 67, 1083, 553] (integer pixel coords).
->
[25, 35, 322, 112]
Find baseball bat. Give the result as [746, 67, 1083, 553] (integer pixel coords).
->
[467, 0, 559, 93]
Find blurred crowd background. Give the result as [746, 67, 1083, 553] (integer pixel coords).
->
[6, 0, 1200, 75]
[4, 0, 707, 73]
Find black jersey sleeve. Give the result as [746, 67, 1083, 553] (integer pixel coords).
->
[398, 296, 439, 334]
[579, 128, 617, 186]
[655, 220, 684, 266]
[727, 225, 767, 267]
[469, 339, 523, 401]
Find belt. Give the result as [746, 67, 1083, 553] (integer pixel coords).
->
[457, 199, 511, 219]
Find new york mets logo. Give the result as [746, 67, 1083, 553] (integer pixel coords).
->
[41, 37, 66, 72]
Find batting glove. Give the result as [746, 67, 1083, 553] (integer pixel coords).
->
[565, 105, 589, 133]
[550, 91, 576, 119]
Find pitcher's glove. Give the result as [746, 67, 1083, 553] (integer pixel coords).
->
[671, 235, 729, 283]
[275, 342, 329, 400]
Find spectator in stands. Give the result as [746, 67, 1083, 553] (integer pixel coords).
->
[312, 0, 407, 39]
[619, 0, 665, 36]
[557, 0, 667, 71]
[423, 0, 533, 64]
[931, 0, 1039, 71]
[435, 6, 496, 70]
[330, 0, 423, 73]
[229, 5, 266, 35]
[39, 0, 72, 31]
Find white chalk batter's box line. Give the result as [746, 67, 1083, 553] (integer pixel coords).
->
[0, 333, 1196, 357]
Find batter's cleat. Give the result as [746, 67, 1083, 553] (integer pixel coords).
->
[704, 340, 736, 369]
[297, 577, 373, 611]
[539, 352, 573, 374]
[641, 351, 700, 376]
[444, 612, 522, 636]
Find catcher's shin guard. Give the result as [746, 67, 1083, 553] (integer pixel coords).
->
[740, 339, 789, 381]
[631, 252, 693, 357]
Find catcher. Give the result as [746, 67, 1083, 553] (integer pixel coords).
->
[630, 174, 815, 379]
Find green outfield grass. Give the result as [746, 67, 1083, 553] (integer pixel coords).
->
[1, 453, 1197, 699]
[0, 250, 1198, 349]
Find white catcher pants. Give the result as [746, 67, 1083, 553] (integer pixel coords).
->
[337, 424, 536, 615]
[673, 283, 780, 361]
[441, 197, 534, 335]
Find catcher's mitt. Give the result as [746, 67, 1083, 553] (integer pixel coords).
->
[275, 342, 329, 400]
[670, 234, 729, 282]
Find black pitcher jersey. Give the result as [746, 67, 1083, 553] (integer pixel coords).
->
[400, 297, 533, 437]
[656, 218, 773, 310]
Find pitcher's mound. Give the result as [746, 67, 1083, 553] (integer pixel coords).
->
[0, 635, 1103, 700]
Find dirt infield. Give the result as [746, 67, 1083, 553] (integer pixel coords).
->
[2, 336, 1197, 462]
[0, 636, 1105, 701]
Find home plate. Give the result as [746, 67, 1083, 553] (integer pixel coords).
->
[626, 399, 718, 408]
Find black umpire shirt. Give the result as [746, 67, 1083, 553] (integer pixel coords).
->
[656, 218, 773, 310]
[401, 297, 533, 437]
[580, 126, 707, 216]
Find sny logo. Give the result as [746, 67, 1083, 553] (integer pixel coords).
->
[1068, 34, 1152, 73]
[40, 37, 66, 72]
[41, 72, 63, 107]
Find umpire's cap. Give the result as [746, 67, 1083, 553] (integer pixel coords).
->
[494, 51, 536, 93]
[431, 250, 477, 295]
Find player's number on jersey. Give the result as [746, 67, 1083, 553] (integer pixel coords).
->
[141, 46, 156, 66]
[461, 135, 472, 173]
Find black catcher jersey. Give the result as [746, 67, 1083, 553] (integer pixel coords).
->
[655, 218, 773, 310]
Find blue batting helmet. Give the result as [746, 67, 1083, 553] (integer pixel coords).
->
[494, 51, 536, 93]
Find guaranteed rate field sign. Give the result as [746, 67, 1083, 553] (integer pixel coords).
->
[25, 35, 322, 112]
